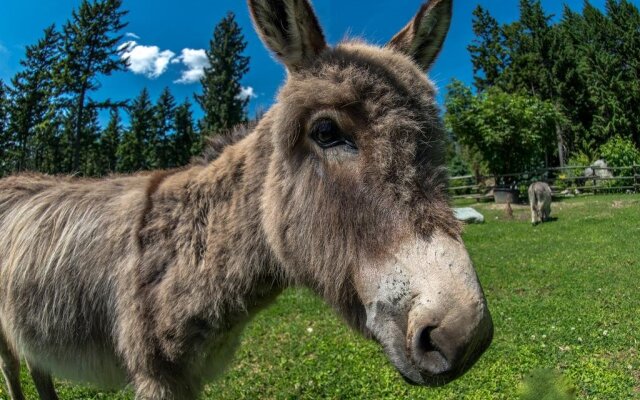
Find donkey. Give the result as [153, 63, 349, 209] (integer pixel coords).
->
[0, 0, 493, 398]
[528, 182, 552, 225]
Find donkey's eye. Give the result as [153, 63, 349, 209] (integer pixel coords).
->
[310, 118, 357, 150]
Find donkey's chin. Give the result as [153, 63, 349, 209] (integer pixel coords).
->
[377, 333, 480, 388]
[374, 336, 454, 388]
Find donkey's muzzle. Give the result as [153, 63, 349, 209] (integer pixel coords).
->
[407, 300, 493, 386]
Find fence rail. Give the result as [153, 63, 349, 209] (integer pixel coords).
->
[449, 164, 640, 200]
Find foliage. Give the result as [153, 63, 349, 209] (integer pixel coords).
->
[445, 81, 560, 183]
[0, 0, 245, 178]
[173, 99, 199, 166]
[597, 136, 640, 188]
[463, 0, 640, 160]
[153, 87, 176, 168]
[56, 0, 128, 171]
[598, 136, 640, 169]
[6, 25, 61, 174]
[3, 194, 639, 399]
[117, 88, 154, 173]
[100, 108, 122, 172]
[467, 6, 507, 92]
[0, 80, 9, 176]
[566, 152, 592, 168]
[195, 12, 250, 137]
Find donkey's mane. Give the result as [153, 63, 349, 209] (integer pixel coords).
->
[194, 122, 257, 165]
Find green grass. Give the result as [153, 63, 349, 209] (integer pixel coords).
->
[1, 194, 639, 399]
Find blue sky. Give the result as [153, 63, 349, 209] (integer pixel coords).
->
[0, 0, 628, 122]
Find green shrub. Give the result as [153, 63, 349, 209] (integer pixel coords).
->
[599, 136, 640, 169]
[445, 81, 561, 185]
[567, 152, 592, 168]
[598, 137, 640, 189]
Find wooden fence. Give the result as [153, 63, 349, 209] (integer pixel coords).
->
[449, 164, 640, 200]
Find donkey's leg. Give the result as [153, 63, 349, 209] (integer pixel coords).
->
[26, 361, 58, 400]
[133, 372, 199, 400]
[133, 376, 168, 400]
[133, 375, 179, 400]
[0, 330, 24, 400]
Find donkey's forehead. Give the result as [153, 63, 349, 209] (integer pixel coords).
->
[279, 41, 437, 114]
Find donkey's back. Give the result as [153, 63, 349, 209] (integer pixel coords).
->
[528, 181, 552, 225]
[0, 173, 149, 389]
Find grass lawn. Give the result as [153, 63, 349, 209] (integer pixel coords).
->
[1, 194, 639, 399]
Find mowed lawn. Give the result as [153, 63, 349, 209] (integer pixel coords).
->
[1, 194, 639, 399]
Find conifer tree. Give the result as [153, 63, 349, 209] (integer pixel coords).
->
[195, 12, 250, 136]
[153, 87, 176, 168]
[7, 25, 61, 173]
[56, 0, 127, 172]
[100, 108, 122, 173]
[117, 88, 154, 172]
[0, 80, 9, 176]
[173, 99, 198, 166]
[79, 105, 102, 176]
[468, 6, 507, 92]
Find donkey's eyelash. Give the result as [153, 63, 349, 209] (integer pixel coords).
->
[310, 118, 358, 150]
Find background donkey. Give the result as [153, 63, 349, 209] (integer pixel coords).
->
[0, 0, 493, 398]
[528, 181, 553, 225]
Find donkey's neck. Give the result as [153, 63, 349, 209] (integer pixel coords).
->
[137, 118, 281, 334]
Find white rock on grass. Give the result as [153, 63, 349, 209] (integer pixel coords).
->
[454, 208, 485, 224]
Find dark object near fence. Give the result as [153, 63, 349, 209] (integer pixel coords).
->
[449, 164, 640, 201]
[493, 188, 519, 204]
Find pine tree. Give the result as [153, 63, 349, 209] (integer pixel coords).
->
[118, 88, 154, 172]
[195, 12, 250, 137]
[56, 0, 127, 172]
[100, 108, 122, 173]
[603, 0, 640, 147]
[502, 0, 554, 99]
[468, 6, 508, 92]
[0, 79, 9, 176]
[153, 87, 176, 168]
[79, 105, 103, 176]
[7, 25, 61, 173]
[173, 98, 198, 166]
[452, 0, 640, 169]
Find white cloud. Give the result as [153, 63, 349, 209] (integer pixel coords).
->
[125, 32, 140, 40]
[238, 86, 258, 100]
[119, 40, 175, 79]
[173, 48, 209, 84]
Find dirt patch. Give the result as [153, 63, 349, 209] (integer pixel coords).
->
[484, 203, 530, 211]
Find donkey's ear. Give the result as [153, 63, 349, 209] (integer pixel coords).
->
[248, 0, 327, 71]
[387, 0, 452, 71]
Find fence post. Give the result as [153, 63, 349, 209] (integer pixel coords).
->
[635, 164, 639, 194]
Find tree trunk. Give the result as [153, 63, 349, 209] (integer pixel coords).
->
[72, 88, 87, 172]
[556, 121, 565, 168]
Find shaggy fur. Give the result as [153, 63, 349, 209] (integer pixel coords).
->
[528, 181, 553, 225]
[0, 1, 491, 399]
[194, 123, 256, 165]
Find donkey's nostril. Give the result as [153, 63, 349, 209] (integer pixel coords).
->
[412, 325, 451, 376]
[417, 325, 437, 353]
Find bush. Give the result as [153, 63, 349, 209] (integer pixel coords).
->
[567, 152, 592, 168]
[445, 81, 562, 186]
[598, 137, 640, 189]
[598, 136, 640, 169]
